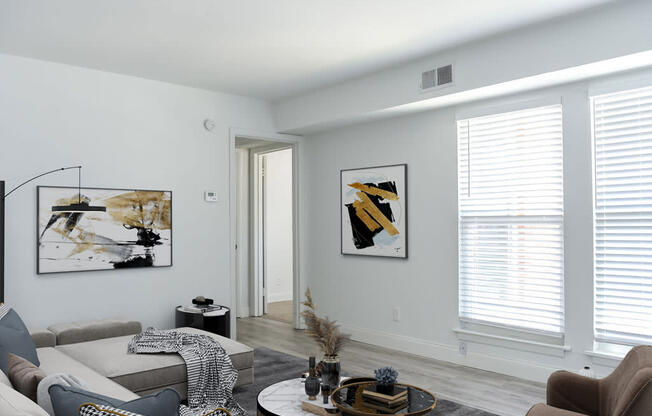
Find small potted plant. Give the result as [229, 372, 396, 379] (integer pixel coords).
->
[374, 366, 399, 395]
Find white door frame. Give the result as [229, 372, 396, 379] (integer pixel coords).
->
[229, 128, 303, 336]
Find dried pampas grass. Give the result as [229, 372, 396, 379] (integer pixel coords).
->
[301, 287, 349, 357]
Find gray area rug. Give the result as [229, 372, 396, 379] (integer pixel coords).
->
[233, 347, 498, 416]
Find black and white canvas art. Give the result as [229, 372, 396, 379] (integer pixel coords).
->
[37, 186, 172, 274]
[341, 164, 407, 258]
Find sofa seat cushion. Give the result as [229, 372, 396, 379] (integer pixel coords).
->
[56, 327, 253, 394]
[0, 383, 49, 416]
[37, 347, 138, 402]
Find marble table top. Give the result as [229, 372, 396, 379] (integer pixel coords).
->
[257, 378, 337, 416]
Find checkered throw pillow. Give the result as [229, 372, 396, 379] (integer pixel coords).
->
[78, 403, 144, 416]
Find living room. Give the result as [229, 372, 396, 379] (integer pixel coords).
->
[1, 1, 651, 416]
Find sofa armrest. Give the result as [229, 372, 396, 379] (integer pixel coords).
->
[546, 371, 599, 416]
[527, 403, 589, 416]
[29, 328, 56, 348]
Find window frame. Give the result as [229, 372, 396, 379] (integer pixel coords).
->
[590, 84, 652, 347]
[456, 102, 566, 336]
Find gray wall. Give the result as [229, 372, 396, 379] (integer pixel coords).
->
[301, 68, 652, 382]
[0, 53, 275, 329]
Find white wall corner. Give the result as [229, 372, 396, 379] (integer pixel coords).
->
[237, 306, 250, 318]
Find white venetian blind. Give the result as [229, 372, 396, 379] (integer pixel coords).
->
[457, 104, 565, 334]
[592, 85, 652, 346]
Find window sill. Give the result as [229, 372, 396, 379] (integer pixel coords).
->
[585, 344, 628, 368]
[453, 327, 571, 357]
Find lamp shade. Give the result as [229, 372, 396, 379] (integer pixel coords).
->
[51, 201, 106, 213]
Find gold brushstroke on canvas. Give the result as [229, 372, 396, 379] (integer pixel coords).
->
[352, 200, 381, 232]
[348, 182, 398, 201]
[355, 191, 399, 235]
[104, 191, 171, 230]
[50, 226, 106, 257]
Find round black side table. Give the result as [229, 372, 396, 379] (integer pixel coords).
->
[175, 304, 231, 338]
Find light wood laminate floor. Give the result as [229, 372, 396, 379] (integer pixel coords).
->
[236, 317, 545, 416]
[263, 301, 293, 324]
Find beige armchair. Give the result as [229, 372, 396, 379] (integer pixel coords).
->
[526, 345, 652, 416]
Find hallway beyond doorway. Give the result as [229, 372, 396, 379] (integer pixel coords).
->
[263, 300, 293, 324]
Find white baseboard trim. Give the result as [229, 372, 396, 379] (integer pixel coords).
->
[341, 323, 558, 383]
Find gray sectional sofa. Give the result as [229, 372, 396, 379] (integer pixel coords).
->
[14, 318, 252, 413]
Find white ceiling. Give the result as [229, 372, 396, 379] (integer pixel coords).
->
[0, 0, 614, 100]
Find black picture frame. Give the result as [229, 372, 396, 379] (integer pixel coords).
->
[340, 163, 408, 259]
[36, 185, 173, 274]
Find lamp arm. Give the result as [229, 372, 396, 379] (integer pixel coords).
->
[2, 166, 82, 200]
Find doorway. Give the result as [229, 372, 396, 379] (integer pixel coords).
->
[232, 133, 301, 330]
[259, 148, 293, 323]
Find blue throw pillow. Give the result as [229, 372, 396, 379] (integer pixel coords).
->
[0, 304, 39, 371]
[49, 384, 180, 416]
[0, 345, 7, 376]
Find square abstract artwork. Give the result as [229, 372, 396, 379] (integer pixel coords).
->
[341, 164, 407, 258]
[37, 186, 172, 274]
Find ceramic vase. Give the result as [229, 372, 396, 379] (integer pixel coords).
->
[320, 355, 341, 389]
[305, 356, 321, 400]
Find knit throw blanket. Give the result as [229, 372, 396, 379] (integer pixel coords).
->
[127, 328, 246, 416]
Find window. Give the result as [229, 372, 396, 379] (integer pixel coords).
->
[457, 104, 564, 334]
[592, 85, 652, 346]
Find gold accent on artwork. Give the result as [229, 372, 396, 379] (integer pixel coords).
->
[348, 182, 399, 201]
[352, 200, 381, 232]
[104, 191, 171, 230]
[355, 192, 399, 235]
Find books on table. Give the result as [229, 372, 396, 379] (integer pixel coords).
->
[361, 385, 408, 413]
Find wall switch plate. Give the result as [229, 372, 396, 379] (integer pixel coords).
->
[392, 307, 400, 322]
[204, 191, 218, 202]
[459, 342, 468, 356]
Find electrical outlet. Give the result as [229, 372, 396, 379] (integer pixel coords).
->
[459, 342, 468, 356]
[392, 307, 400, 322]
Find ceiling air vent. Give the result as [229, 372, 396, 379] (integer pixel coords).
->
[420, 64, 453, 91]
[421, 69, 436, 90]
[437, 64, 453, 86]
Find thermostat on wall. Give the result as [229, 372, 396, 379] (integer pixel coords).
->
[204, 191, 218, 202]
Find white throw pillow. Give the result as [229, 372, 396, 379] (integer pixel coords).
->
[0, 382, 49, 416]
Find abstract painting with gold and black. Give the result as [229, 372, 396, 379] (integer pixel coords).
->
[341, 164, 407, 258]
[37, 187, 172, 274]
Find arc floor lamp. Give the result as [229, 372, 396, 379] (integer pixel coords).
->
[0, 166, 105, 303]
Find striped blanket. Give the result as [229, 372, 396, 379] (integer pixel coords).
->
[127, 328, 246, 416]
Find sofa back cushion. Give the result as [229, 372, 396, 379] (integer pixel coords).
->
[0, 383, 49, 416]
[29, 329, 57, 349]
[0, 349, 11, 388]
[0, 304, 40, 371]
[48, 319, 142, 345]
